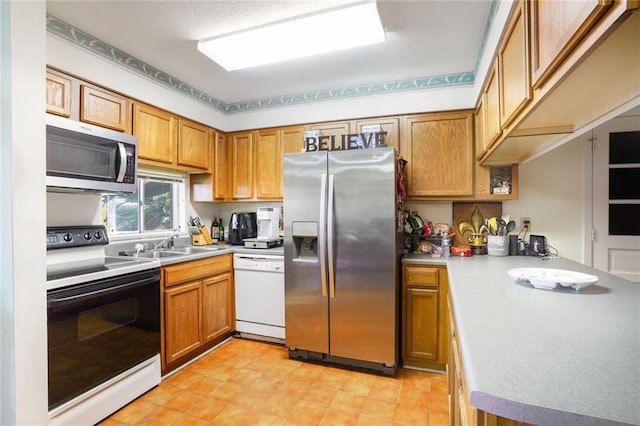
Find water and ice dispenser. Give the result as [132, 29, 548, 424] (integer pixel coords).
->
[291, 221, 319, 261]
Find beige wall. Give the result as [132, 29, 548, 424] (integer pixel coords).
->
[404, 136, 588, 263]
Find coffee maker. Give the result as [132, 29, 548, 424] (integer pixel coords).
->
[257, 207, 280, 239]
[242, 207, 283, 249]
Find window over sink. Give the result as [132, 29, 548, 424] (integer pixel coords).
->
[101, 171, 186, 235]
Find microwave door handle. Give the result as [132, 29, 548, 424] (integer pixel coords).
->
[116, 142, 127, 182]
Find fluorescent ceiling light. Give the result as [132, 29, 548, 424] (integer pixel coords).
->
[197, 2, 386, 71]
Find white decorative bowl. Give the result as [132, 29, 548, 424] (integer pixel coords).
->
[507, 267, 598, 290]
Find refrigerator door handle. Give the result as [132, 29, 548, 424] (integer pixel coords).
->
[327, 174, 336, 298]
[319, 173, 328, 297]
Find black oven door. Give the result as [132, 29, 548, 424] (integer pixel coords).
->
[47, 269, 160, 410]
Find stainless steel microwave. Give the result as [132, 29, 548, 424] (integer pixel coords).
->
[46, 114, 137, 193]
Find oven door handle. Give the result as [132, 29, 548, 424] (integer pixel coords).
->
[47, 275, 158, 308]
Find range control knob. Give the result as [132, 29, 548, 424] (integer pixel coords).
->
[63, 233, 73, 242]
[93, 231, 102, 240]
[83, 232, 92, 240]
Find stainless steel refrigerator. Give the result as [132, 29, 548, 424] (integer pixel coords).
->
[283, 147, 399, 375]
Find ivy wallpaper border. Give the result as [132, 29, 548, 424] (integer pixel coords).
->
[46, 8, 495, 114]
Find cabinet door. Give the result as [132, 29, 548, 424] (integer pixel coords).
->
[484, 61, 501, 148]
[164, 281, 202, 364]
[307, 121, 350, 135]
[231, 131, 254, 200]
[133, 103, 178, 166]
[352, 117, 400, 152]
[46, 70, 73, 118]
[255, 129, 282, 200]
[475, 98, 486, 160]
[178, 118, 209, 171]
[80, 85, 131, 133]
[405, 287, 439, 361]
[401, 112, 474, 197]
[281, 126, 306, 155]
[306, 121, 350, 150]
[531, 0, 612, 88]
[202, 273, 234, 342]
[214, 132, 229, 200]
[499, 0, 532, 128]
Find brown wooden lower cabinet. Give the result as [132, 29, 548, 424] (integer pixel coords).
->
[447, 294, 532, 426]
[162, 254, 234, 373]
[401, 263, 448, 370]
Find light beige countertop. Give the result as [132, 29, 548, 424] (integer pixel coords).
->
[442, 255, 639, 425]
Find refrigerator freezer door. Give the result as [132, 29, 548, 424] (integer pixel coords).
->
[327, 148, 397, 365]
[283, 152, 329, 354]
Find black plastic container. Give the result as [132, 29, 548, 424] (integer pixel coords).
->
[229, 212, 257, 245]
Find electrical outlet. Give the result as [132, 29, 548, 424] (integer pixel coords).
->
[521, 217, 531, 233]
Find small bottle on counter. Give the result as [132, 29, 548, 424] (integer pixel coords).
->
[442, 232, 451, 258]
[212, 216, 220, 243]
[219, 218, 225, 242]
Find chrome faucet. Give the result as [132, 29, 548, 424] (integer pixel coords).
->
[153, 233, 179, 250]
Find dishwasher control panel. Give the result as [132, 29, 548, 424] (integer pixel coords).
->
[233, 254, 284, 272]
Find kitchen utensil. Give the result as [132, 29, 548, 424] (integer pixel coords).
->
[497, 218, 506, 236]
[506, 220, 516, 233]
[487, 217, 498, 235]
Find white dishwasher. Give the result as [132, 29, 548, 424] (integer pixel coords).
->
[233, 253, 285, 343]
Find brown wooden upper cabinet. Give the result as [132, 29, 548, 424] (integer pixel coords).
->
[400, 111, 474, 198]
[80, 85, 131, 132]
[46, 69, 72, 118]
[306, 121, 351, 140]
[133, 102, 210, 173]
[352, 117, 400, 152]
[230, 131, 254, 200]
[193, 125, 305, 203]
[254, 128, 283, 200]
[306, 119, 399, 152]
[474, 98, 486, 160]
[484, 60, 501, 150]
[530, 0, 612, 89]
[190, 130, 229, 202]
[133, 102, 178, 167]
[281, 125, 306, 155]
[498, 0, 532, 129]
[213, 132, 229, 200]
[178, 118, 209, 170]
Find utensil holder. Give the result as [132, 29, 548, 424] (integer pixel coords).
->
[487, 235, 509, 256]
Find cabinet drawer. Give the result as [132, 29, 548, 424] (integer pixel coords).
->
[163, 254, 232, 287]
[404, 266, 439, 288]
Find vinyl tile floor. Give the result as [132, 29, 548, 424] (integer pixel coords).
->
[100, 338, 450, 425]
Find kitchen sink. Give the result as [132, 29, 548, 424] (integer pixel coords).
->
[137, 250, 184, 259]
[119, 246, 224, 259]
[167, 246, 222, 254]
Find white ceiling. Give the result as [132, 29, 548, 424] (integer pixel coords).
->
[46, 0, 493, 107]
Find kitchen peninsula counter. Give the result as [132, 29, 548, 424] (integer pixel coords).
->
[442, 255, 639, 425]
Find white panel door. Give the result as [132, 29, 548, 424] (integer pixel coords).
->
[592, 112, 640, 282]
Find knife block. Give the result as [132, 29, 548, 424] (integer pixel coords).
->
[191, 226, 213, 245]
